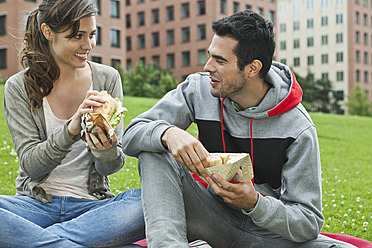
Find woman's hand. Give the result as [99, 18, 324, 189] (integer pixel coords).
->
[84, 127, 118, 150]
[67, 90, 105, 140]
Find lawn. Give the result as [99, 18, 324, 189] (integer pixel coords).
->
[0, 84, 371, 241]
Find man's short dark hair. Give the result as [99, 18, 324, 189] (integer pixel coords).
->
[212, 10, 275, 79]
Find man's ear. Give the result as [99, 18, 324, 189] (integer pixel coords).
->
[244, 60, 262, 78]
[41, 23, 53, 41]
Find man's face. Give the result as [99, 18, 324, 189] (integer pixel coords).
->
[204, 34, 247, 99]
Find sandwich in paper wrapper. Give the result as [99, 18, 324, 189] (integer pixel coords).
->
[203, 153, 254, 184]
[81, 91, 127, 140]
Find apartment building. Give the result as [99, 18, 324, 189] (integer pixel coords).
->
[277, 0, 372, 105]
[0, 0, 276, 81]
[124, 0, 276, 80]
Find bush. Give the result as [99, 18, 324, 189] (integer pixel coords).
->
[121, 61, 178, 98]
[345, 84, 372, 116]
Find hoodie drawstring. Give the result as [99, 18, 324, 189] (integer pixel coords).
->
[221, 98, 254, 184]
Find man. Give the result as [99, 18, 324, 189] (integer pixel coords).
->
[122, 10, 355, 248]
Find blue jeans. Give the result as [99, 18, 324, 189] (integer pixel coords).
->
[138, 152, 356, 248]
[0, 189, 145, 248]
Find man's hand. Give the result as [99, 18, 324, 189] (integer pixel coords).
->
[161, 127, 210, 176]
[206, 170, 258, 211]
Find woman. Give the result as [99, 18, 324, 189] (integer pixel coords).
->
[0, 0, 145, 247]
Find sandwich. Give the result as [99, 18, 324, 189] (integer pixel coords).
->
[206, 154, 230, 167]
[81, 90, 127, 140]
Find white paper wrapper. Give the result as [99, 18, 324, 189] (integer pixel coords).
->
[204, 153, 253, 184]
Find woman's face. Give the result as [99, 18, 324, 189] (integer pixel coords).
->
[49, 16, 97, 69]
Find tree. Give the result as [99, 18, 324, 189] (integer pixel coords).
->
[121, 61, 178, 98]
[294, 70, 341, 113]
[345, 84, 372, 116]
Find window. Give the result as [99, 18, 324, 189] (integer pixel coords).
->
[198, 49, 206, 65]
[280, 41, 287, 50]
[197, 24, 206, 40]
[126, 59, 132, 71]
[293, 57, 300, 67]
[0, 15, 6, 36]
[230, 1, 239, 13]
[257, 8, 263, 16]
[94, 0, 101, 15]
[152, 9, 159, 24]
[355, 11, 360, 24]
[280, 23, 286, 32]
[182, 3, 190, 18]
[336, 71, 344, 81]
[321, 0, 329, 7]
[364, 14, 368, 26]
[167, 53, 175, 68]
[321, 16, 328, 26]
[322, 73, 329, 80]
[0, 48, 6, 69]
[96, 26, 102, 45]
[364, 33, 368, 45]
[111, 59, 121, 68]
[280, 59, 287, 64]
[138, 34, 145, 49]
[269, 11, 275, 23]
[221, 0, 227, 14]
[307, 37, 314, 47]
[336, 13, 343, 24]
[197, 0, 206, 15]
[321, 54, 328, 64]
[356, 50, 360, 63]
[321, 35, 328, 45]
[166, 6, 174, 21]
[126, 14, 131, 28]
[126, 0, 131, 5]
[166, 29, 174, 45]
[139, 57, 146, 65]
[307, 18, 313, 28]
[110, 29, 120, 48]
[307, 56, 314, 65]
[336, 52, 343, 62]
[182, 51, 190, 67]
[138, 12, 145, 26]
[293, 21, 300, 31]
[126, 36, 132, 51]
[356, 31, 360, 43]
[138, 0, 144, 3]
[356, 70, 360, 82]
[336, 33, 343, 43]
[152, 55, 160, 65]
[246, 5, 252, 10]
[293, 39, 300, 48]
[152, 32, 159, 47]
[364, 52, 368, 64]
[293, 2, 300, 13]
[111, 0, 120, 18]
[307, 0, 314, 10]
[182, 27, 190, 43]
[92, 56, 102, 64]
[364, 71, 368, 83]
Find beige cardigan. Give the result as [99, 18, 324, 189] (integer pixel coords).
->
[3, 61, 125, 203]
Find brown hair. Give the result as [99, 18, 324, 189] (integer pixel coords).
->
[20, 0, 97, 109]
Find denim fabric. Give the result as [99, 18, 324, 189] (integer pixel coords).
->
[138, 152, 356, 248]
[0, 189, 145, 248]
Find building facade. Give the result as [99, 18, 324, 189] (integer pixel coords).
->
[277, 0, 372, 106]
[123, 0, 276, 80]
[0, 0, 276, 81]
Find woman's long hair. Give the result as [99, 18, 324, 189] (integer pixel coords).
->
[20, 0, 97, 109]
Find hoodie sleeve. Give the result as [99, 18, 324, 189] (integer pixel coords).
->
[243, 125, 324, 242]
[122, 75, 198, 158]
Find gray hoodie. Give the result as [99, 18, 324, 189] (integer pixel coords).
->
[122, 61, 323, 242]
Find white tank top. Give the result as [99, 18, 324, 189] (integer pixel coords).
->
[39, 97, 97, 200]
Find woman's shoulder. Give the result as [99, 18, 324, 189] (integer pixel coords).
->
[4, 69, 28, 94]
[88, 61, 118, 76]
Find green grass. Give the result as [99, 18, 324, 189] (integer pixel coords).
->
[0, 84, 371, 241]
